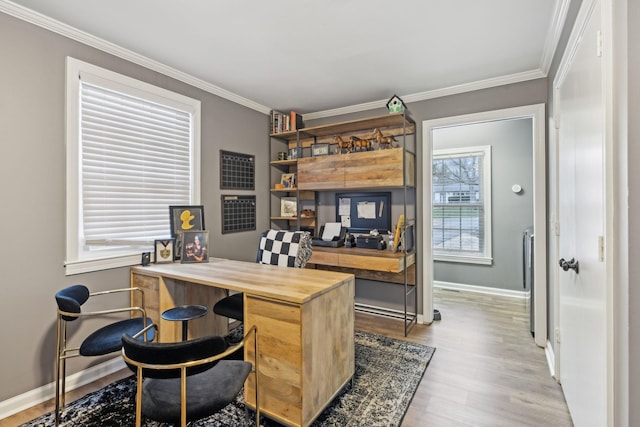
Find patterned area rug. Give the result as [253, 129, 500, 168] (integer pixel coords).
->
[22, 331, 434, 427]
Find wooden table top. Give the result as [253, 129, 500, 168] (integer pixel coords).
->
[131, 258, 354, 304]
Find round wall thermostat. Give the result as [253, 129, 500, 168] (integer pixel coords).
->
[512, 184, 522, 193]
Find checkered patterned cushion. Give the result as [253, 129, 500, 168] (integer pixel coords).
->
[257, 229, 312, 268]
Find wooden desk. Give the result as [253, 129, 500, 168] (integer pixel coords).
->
[130, 259, 355, 427]
[309, 246, 416, 285]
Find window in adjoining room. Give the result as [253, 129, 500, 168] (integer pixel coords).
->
[65, 57, 201, 275]
[432, 145, 492, 265]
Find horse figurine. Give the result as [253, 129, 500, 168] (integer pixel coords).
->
[350, 136, 371, 151]
[372, 128, 396, 149]
[334, 135, 353, 153]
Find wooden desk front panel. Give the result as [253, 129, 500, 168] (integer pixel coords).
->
[314, 263, 416, 286]
[244, 279, 355, 427]
[310, 246, 415, 273]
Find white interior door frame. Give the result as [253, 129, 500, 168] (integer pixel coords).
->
[422, 104, 547, 347]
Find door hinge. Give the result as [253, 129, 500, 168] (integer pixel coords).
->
[599, 235, 604, 262]
[555, 327, 560, 344]
[596, 30, 603, 57]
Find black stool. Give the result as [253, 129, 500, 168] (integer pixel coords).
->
[161, 305, 208, 341]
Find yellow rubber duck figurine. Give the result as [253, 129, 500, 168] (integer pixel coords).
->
[180, 210, 195, 230]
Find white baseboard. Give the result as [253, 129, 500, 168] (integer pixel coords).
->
[434, 280, 528, 299]
[545, 340, 558, 380]
[0, 357, 126, 420]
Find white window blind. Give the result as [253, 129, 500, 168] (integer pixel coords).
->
[81, 82, 191, 245]
[432, 145, 492, 264]
[66, 57, 201, 275]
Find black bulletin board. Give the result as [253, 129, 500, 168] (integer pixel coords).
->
[221, 195, 256, 234]
[220, 150, 255, 190]
[335, 191, 392, 234]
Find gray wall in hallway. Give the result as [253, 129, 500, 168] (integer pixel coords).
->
[432, 118, 534, 291]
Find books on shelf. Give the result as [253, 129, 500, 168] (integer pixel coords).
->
[271, 110, 304, 134]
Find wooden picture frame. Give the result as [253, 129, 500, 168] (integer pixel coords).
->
[169, 205, 205, 237]
[154, 239, 175, 263]
[281, 173, 296, 189]
[280, 197, 297, 217]
[180, 230, 209, 263]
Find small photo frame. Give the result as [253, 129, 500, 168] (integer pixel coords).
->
[169, 205, 205, 237]
[281, 173, 296, 189]
[280, 197, 297, 217]
[154, 239, 175, 263]
[311, 143, 330, 157]
[180, 230, 209, 263]
[174, 232, 183, 260]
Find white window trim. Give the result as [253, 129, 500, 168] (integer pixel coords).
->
[65, 57, 201, 275]
[432, 145, 492, 265]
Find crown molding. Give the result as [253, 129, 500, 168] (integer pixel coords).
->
[304, 68, 547, 120]
[539, 0, 571, 73]
[0, 0, 272, 115]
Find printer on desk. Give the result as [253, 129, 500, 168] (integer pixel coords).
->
[312, 222, 347, 248]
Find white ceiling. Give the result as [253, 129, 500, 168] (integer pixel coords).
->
[4, 0, 566, 116]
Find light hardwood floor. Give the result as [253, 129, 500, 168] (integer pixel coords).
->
[1, 288, 572, 426]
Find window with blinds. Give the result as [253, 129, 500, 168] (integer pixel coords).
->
[66, 57, 201, 275]
[432, 145, 492, 264]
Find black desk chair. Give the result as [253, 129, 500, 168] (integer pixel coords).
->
[213, 229, 312, 321]
[121, 324, 259, 427]
[54, 284, 154, 426]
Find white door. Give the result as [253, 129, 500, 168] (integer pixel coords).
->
[557, 1, 607, 425]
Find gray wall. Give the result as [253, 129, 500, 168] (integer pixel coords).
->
[0, 12, 269, 401]
[432, 118, 534, 291]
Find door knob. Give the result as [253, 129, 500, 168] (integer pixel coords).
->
[559, 258, 579, 274]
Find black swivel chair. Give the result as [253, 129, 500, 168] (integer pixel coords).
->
[54, 284, 154, 426]
[121, 324, 259, 427]
[213, 229, 312, 321]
